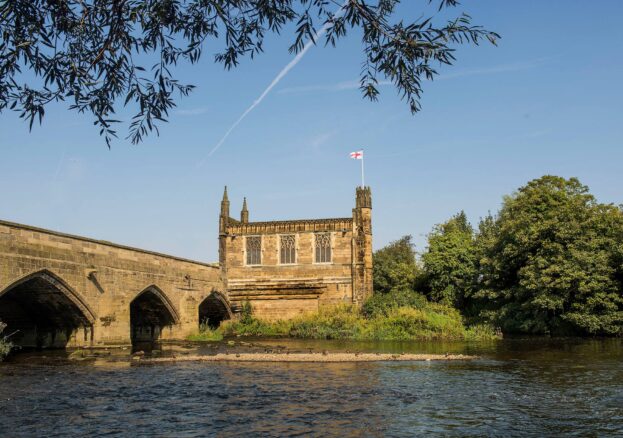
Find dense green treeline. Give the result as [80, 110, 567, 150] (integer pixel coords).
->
[415, 175, 623, 336]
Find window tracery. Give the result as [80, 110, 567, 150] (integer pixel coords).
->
[246, 236, 261, 265]
[280, 235, 296, 264]
[315, 233, 331, 263]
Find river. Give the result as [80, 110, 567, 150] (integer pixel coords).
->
[1, 338, 621, 436]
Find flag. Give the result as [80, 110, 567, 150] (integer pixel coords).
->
[350, 150, 363, 160]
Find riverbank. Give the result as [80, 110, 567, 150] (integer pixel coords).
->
[136, 352, 475, 363]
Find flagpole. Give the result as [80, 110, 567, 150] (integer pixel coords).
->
[361, 151, 365, 188]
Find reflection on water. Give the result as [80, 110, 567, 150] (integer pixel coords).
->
[0, 339, 622, 436]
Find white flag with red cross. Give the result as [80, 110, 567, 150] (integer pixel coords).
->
[350, 150, 363, 160]
[350, 149, 365, 187]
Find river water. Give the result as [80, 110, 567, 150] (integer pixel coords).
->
[1, 338, 621, 437]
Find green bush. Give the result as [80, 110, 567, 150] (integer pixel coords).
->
[221, 317, 291, 337]
[240, 300, 254, 324]
[288, 305, 365, 339]
[186, 288, 499, 342]
[362, 287, 428, 318]
[363, 305, 467, 340]
[186, 319, 224, 342]
[223, 301, 498, 341]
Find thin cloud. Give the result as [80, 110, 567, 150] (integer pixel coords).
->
[438, 57, 554, 80]
[308, 130, 336, 150]
[279, 79, 392, 94]
[176, 106, 209, 116]
[197, 1, 349, 166]
[278, 57, 554, 95]
[53, 146, 67, 182]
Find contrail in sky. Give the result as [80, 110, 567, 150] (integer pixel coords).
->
[198, 1, 348, 166]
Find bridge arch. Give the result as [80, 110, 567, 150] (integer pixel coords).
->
[198, 291, 232, 329]
[0, 269, 95, 348]
[130, 285, 180, 344]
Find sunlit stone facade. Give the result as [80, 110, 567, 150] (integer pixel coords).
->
[219, 186, 373, 320]
[0, 187, 372, 346]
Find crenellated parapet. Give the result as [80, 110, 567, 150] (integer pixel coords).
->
[356, 186, 372, 209]
[226, 217, 353, 236]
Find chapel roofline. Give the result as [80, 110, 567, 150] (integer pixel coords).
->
[225, 217, 354, 235]
[227, 217, 353, 227]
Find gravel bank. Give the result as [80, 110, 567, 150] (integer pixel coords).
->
[136, 352, 475, 363]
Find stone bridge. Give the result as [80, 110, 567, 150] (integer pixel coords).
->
[0, 220, 231, 348]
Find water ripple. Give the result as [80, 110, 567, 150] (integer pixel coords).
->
[1, 339, 622, 436]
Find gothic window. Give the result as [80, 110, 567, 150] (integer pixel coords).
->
[315, 233, 332, 263]
[246, 236, 261, 265]
[280, 235, 296, 264]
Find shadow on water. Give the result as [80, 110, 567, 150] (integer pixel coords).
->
[250, 335, 623, 360]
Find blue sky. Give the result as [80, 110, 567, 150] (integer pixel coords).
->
[1, 0, 622, 262]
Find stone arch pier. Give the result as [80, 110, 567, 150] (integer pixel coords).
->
[0, 220, 225, 348]
[0, 270, 96, 348]
[130, 285, 180, 343]
[198, 291, 232, 329]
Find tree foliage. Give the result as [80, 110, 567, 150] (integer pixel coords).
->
[362, 287, 427, 318]
[372, 235, 420, 294]
[415, 176, 623, 337]
[474, 176, 623, 336]
[0, 0, 499, 146]
[422, 210, 476, 307]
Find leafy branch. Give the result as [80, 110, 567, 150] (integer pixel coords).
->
[0, 0, 499, 147]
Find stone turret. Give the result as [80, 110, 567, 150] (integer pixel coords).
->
[241, 197, 249, 224]
[356, 186, 372, 209]
[219, 186, 230, 234]
[352, 186, 373, 304]
[219, 186, 230, 282]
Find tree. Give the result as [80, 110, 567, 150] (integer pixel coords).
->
[468, 212, 498, 317]
[373, 235, 419, 294]
[0, 1, 499, 146]
[475, 176, 623, 336]
[422, 211, 476, 307]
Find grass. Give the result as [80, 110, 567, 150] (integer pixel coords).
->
[186, 321, 224, 342]
[218, 299, 500, 342]
[186, 293, 500, 343]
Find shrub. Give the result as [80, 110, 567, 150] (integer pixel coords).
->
[186, 319, 224, 342]
[362, 288, 428, 318]
[240, 300, 254, 324]
[223, 301, 499, 342]
[289, 305, 365, 339]
[220, 317, 291, 338]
